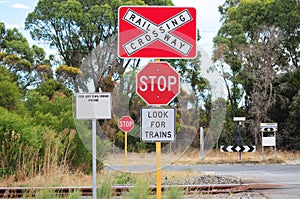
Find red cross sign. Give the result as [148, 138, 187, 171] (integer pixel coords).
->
[118, 6, 196, 58]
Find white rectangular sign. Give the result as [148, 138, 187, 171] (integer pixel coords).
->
[262, 137, 276, 146]
[141, 107, 175, 142]
[233, 117, 246, 121]
[260, 123, 278, 128]
[76, 93, 112, 119]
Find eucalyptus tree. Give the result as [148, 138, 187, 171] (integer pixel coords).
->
[213, 0, 300, 145]
[25, 0, 174, 92]
[0, 22, 51, 91]
[288, 90, 300, 149]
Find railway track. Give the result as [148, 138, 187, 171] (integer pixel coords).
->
[0, 183, 281, 198]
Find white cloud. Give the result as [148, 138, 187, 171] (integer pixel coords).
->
[0, 0, 8, 3]
[11, 3, 31, 10]
[6, 24, 22, 29]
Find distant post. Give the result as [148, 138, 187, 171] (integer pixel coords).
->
[200, 127, 204, 160]
[233, 117, 245, 160]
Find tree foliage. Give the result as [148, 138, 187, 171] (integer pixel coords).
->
[214, 0, 300, 147]
[25, 0, 173, 92]
[0, 21, 95, 177]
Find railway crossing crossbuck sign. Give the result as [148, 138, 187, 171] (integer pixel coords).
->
[118, 6, 196, 58]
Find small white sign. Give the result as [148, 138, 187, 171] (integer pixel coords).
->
[262, 137, 276, 146]
[233, 117, 246, 121]
[76, 93, 112, 119]
[141, 107, 175, 142]
[260, 123, 278, 129]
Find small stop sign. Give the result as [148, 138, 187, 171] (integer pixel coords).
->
[118, 116, 134, 132]
[136, 62, 180, 105]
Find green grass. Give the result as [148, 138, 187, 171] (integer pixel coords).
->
[32, 188, 81, 199]
[113, 172, 137, 185]
[35, 188, 57, 199]
[163, 186, 184, 199]
[98, 175, 113, 199]
[123, 178, 152, 199]
[66, 189, 82, 199]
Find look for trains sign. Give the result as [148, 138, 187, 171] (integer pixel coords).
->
[118, 6, 196, 58]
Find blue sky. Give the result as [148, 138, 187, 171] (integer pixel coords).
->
[0, 0, 40, 51]
[0, 0, 38, 29]
[0, 0, 224, 56]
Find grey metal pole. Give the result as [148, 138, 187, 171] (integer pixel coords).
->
[262, 131, 264, 161]
[92, 119, 97, 199]
[238, 121, 242, 160]
[200, 127, 204, 160]
[274, 131, 277, 159]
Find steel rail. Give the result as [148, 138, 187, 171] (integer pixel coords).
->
[0, 183, 282, 198]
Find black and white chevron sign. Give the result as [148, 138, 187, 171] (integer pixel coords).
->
[220, 145, 256, 152]
[260, 123, 277, 132]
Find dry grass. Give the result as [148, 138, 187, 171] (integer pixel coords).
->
[0, 167, 92, 187]
[0, 168, 203, 188]
[0, 149, 299, 188]
[105, 148, 300, 167]
[173, 148, 300, 165]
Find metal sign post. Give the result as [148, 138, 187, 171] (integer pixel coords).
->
[76, 93, 112, 199]
[233, 117, 245, 160]
[92, 119, 97, 198]
[124, 131, 128, 171]
[156, 142, 161, 199]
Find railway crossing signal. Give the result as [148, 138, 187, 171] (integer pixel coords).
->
[118, 6, 196, 58]
[119, 6, 196, 199]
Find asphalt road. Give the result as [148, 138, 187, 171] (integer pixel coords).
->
[107, 164, 300, 198]
[163, 164, 300, 199]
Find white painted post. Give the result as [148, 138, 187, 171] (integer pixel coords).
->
[262, 131, 264, 161]
[200, 127, 204, 160]
[92, 119, 97, 199]
[274, 131, 277, 159]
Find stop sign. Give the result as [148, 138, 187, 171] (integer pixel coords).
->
[118, 116, 134, 132]
[136, 62, 180, 105]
